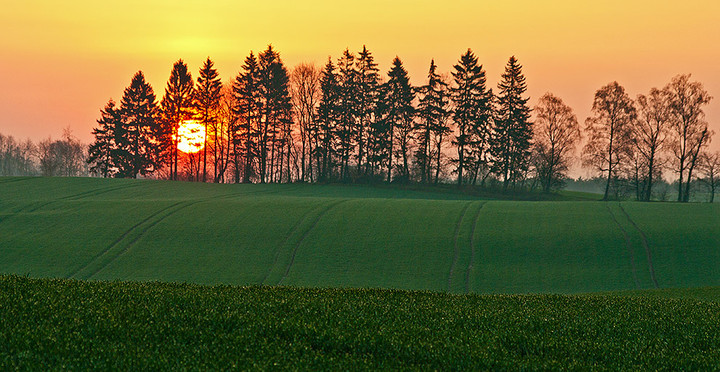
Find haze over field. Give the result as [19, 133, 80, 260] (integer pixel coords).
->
[1, 0, 719, 160]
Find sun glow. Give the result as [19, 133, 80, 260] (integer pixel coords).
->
[177, 120, 205, 154]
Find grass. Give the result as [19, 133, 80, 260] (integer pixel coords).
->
[1, 176, 718, 294]
[1, 274, 719, 370]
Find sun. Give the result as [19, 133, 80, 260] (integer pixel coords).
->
[177, 120, 205, 154]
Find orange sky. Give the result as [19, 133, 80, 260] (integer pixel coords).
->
[1, 0, 719, 161]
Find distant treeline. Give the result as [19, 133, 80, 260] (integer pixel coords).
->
[22, 45, 715, 202]
[0, 130, 86, 177]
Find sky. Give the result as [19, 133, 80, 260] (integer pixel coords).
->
[1, 0, 719, 163]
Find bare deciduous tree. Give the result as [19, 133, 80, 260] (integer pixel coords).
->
[665, 74, 713, 202]
[631, 88, 670, 201]
[290, 63, 321, 182]
[699, 151, 720, 203]
[582, 82, 636, 200]
[532, 93, 580, 192]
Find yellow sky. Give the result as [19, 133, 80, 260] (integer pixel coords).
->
[1, 0, 719, 156]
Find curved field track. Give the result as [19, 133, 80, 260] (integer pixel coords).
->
[1, 177, 718, 293]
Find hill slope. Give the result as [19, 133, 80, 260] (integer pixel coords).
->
[1, 177, 718, 293]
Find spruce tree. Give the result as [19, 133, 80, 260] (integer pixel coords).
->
[233, 52, 261, 183]
[383, 56, 415, 182]
[195, 57, 222, 182]
[450, 49, 493, 186]
[416, 59, 449, 183]
[335, 49, 357, 180]
[492, 56, 532, 190]
[117, 71, 160, 178]
[355, 46, 380, 177]
[160, 59, 194, 180]
[88, 99, 120, 177]
[257, 45, 292, 183]
[316, 58, 340, 181]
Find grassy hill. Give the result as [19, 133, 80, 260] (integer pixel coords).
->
[1, 176, 718, 294]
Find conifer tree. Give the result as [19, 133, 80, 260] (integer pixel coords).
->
[195, 57, 222, 182]
[450, 49, 493, 186]
[355, 46, 380, 177]
[316, 58, 340, 181]
[416, 59, 449, 183]
[382, 56, 415, 182]
[160, 59, 194, 180]
[88, 99, 120, 177]
[233, 52, 261, 183]
[117, 71, 160, 178]
[492, 56, 532, 190]
[335, 49, 358, 180]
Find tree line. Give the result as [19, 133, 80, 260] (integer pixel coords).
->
[0, 129, 86, 177]
[72, 45, 718, 202]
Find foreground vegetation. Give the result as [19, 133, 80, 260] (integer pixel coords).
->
[1, 177, 719, 294]
[1, 275, 719, 369]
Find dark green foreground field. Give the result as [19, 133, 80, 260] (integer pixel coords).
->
[1, 177, 718, 293]
[2, 275, 720, 369]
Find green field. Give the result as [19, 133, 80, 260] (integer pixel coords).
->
[1, 176, 718, 294]
[2, 275, 720, 369]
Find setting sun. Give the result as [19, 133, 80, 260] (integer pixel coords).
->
[177, 120, 205, 154]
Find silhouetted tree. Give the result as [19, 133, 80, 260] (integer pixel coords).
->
[116, 71, 160, 178]
[699, 151, 720, 202]
[160, 59, 194, 180]
[665, 74, 713, 202]
[88, 100, 120, 177]
[582, 82, 636, 200]
[355, 46, 381, 178]
[450, 49, 493, 186]
[416, 59, 449, 184]
[195, 57, 222, 182]
[335, 49, 358, 180]
[39, 129, 86, 177]
[291, 62, 322, 182]
[632, 88, 670, 201]
[233, 51, 261, 183]
[382, 56, 415, 182]
[316, 58, 340, 182]
[257, 45, 293, 183]
[492, 56, 532, 190]
[532, 93, 580, 192]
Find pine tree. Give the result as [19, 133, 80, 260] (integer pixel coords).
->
[88, 99, 120, 177]
[116, 71, 160, 178]
[233, 52, 261, 183]
[195, 57, 222, 182]
[450, 49, 493, 186]
[316, 58, 340, 182]
[415, 59, 449, 183]
[383, 56, 415, 182]
[160, 59, 194, 180]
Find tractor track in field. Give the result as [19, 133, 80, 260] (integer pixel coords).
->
[278, 199, 348, 285]
[447, 201, 472, 292]
[260, 201, 329, 285]
[619, 203, 659, 288]
[70, 185, 306, 281]
[607, 205, 641, 289]
[66, 201, 186, 279]
[61, 183, 141, 201]
[0, 176, 35, 185]
[464, 201, 487, 293]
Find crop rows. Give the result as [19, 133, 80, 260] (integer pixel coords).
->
[1, 275, 719, 369]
